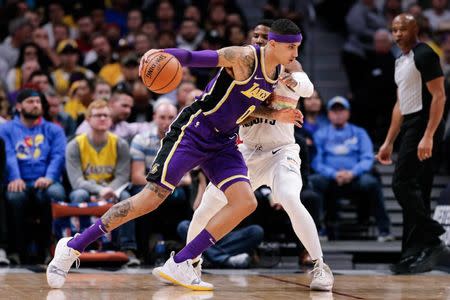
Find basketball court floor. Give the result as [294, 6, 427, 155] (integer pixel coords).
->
[1, 266, 449, 300]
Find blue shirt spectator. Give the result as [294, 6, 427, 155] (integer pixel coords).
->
[0, 89, 66, 264]
[312, 98, 374, 179]
[310, 96, 392, 239]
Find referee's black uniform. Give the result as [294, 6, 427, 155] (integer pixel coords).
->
[393, 42, 445, 260]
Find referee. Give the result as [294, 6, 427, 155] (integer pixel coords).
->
[377, 14, 449, 274]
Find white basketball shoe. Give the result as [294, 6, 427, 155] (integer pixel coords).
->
[152, 252, 213, 291]
[310, 259, 334, 291]
[46, 236, 80, 288]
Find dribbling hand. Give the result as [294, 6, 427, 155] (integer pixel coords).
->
[139, 49, 164, 77]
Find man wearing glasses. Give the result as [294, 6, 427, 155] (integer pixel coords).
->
[66, 99, 139, 265]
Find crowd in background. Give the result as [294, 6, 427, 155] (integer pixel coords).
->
[0, 0, 448, 267]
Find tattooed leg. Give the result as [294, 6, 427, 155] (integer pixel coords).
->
[102, 182, 171, 231]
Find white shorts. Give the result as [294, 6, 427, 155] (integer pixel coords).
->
[239, 143, 303, 203]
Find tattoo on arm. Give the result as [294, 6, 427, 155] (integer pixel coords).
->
[218, 46, 255, 70]
[145, 182, 171, 199]
[251, 106, 277, 119]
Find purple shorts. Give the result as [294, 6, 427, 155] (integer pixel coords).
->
[146, 106, 249, 192]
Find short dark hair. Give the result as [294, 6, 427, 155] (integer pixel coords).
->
[255, 19, 274, 28]
[270, 19, 300, 35]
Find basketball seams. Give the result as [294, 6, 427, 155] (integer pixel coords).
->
[141, 51, 161, 84]
[153, 60, 181, 93]
[147, 56, 174, 89]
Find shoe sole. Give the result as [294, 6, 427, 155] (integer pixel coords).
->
[152, 268, 172, 284]
[310, 284, 333, 291]
[153, 269, 213, 291]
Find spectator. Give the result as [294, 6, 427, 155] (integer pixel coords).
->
[0, 17, 33, 70]
[155, 0, 177, 32]
[0, 85, 9, 123]
[31, 27, 60, 68]
[342, 0, 386, 109]
[423, 0, 450, 32]
[44, 91, 76, 138]
[74, 13, 95, 54]
[225, 25, 247, 46]
[65, 99, 138, 265]
[29, 70, 53, 94]
[176, 81, 196, 110]
[6, 42, 45, 93]
[64, 78, 94, 123]
[93, 79, 112, 101]
[88, 34, 117, 74]
[134, 32, 154, 58]
[0, 89, 66, 263]
[296, 89, 328, 161]
[310, 96, 392, 241]
[51, 39, 95, 96]
[176, 18, 204, 50]
[129, 81, 154, 123]
[0, 137, 10, 266]
[125, 9, 143, 44]
[364, 29, 398, 145]
[100, 53, 139, 87]
[77, 87, 150, 142]
[42, 2, 76, 48]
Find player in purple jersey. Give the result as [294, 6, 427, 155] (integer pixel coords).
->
[47, 19, 303, 291]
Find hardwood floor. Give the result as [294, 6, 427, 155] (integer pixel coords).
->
[1, 272, 449, 299]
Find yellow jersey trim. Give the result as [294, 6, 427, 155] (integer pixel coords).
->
[217, 175, 249, 190]
[203, 46, 259, 116]
[260, 46, 278, 84]
[161, 110, 203, 190]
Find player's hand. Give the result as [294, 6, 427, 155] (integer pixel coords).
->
[278, 72, 298, 91]
[417, 135, 433, 161]
[34, 177, 53, 189]
[274, 108, 303, 127]
[8, 179, 26, 192]
[376, 142, 393, 165]
[139, 49, 164, 76]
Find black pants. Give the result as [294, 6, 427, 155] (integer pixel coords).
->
[392, 113, 445, 257]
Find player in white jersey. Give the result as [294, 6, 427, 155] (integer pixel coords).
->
[156, 20, 334, 291]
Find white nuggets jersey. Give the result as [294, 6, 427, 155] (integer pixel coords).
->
[239, 80, 300, 149]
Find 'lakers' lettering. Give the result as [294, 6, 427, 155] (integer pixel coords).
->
[241, 83, 271, 101]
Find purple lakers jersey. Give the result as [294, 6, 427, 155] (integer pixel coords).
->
[195, 45, 278, 136]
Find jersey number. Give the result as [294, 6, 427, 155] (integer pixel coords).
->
[236, 105, 256, 124]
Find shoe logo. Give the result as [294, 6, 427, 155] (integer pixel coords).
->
[48, 265, 67, 277]
[254, 75, 264, 80]
[191, 278, 201, 285]
[272, 148, 282, 155]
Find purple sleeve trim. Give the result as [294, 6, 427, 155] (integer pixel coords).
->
[164, 48, 218, 68]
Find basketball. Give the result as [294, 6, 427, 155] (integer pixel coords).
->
[140, 52, 183, 94]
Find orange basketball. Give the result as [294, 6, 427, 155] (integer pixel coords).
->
[141, 52, 183, 94]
